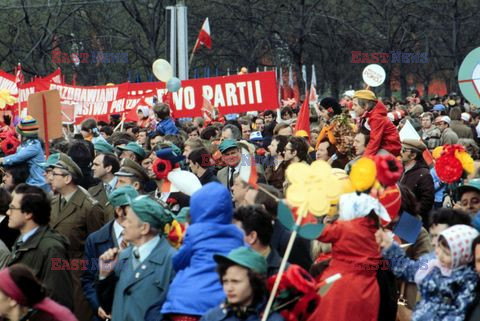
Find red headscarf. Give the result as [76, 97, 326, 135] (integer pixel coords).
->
[0, 267, 77, 321]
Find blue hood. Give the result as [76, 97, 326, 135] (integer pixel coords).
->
[190, 182, 232, 224]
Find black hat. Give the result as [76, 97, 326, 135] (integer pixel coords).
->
[320, 97, 342, 116]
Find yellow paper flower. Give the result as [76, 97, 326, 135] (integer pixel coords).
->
[0, 89, 16, 109]
[285, 160, 342, 217]
[432, 146, 444, 160]
[455, 151, 475, 174]
[349, 157, 377, 192]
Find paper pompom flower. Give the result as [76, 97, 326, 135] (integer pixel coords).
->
[455, 151, 475, 174]
[374, 154, 403, 187]
[435, 154, 463, 183]
[0, 89, 16, 109]
[153, 158, 172, 180]
[349, 157, 377, 192]
[432, 146, 444, 160]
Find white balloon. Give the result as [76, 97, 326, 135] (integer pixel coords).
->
[362, 64, 386, 87]
[167, 170, 202, 196]
[152, 59, 173, 82]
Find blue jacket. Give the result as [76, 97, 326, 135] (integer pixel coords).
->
[156, 117, 179, 135]
[430, 168, 445, 203]
[161, 182, 244, 316]
[81, 220, 116, 318]
[383, 243, 478, 321]
[200, 301, 285, 321]
[3, 138, 47, 189]
[101, 237, 176, 321]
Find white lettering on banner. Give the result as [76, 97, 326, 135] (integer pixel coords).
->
[19, 87, 35, 103]
[202, 86, 213, 101]
[173, 88, 184, 110]
[247, 81, 254, 104]
[225, 83, 238, 106]
[236, 82, 246, 104]
[254, 80, 263, 103]
[0, 78, 17, 94]
[214, 84, 225, 107]
[50, 84, 119, 103]
[80, 102, 108, 115]
[110, 98, 125, 113]
[184, 87, 195, 110]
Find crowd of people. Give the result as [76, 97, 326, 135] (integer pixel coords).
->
[0, 88, 479, 321]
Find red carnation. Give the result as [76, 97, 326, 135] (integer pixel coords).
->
[153, 158, 172, 180]
[435, 154, 463, 183]
[375, 154, 403, 187]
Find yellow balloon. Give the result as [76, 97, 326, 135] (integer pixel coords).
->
[349, 157, 377, 192]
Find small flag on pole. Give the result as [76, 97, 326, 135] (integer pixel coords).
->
[239, 147, 258, 189]
[192, 17, 212, 54]
[309, 65, 318, 104]
[15, 63, 24, 85]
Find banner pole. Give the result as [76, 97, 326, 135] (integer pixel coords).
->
[41, 94, 50, 157]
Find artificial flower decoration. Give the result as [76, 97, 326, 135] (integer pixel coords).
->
[455, 150, 475, 174]
[285, 161, 342, 217]
[374, 154, 403, 187]
[378, 185, 402, 224]
[432, 146, 444, 160]
[434, 144, 474, 183]
[349, 157, 377, 192]
[153, 158, 172, 180]
[0, 89, 16, 110]
[164, 220, 185, 249]
[328, 168, 354, 216]
[435, 154, 463, 183]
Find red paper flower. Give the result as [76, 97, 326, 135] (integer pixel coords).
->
[374, 154, 403, 187]
[153, 158, 172, 180]
[435, 154, 463, 183]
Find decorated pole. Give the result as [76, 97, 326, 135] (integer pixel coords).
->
[261, 204, 305, 321]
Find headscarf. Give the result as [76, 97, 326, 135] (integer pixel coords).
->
[137, 106, 150, 119]
[0, 267, 77, 321]
[338, 192, 391, 223]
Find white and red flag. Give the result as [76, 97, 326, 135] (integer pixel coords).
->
[15, 63, 24, 85]
[192, 18, 212, 54]
[309, 65, 318, 104]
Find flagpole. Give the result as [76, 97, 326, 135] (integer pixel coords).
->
[189, 39, 199, 64]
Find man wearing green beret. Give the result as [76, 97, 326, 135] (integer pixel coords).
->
[118, 141, 146, 163]
[94, 140, 115, 156]
[82, 185, 138, 320]
[217, 139, 241, 192]
[89, 153, 120, 222]
[98, 195, 176, 321]
[48, 153, 104, 321]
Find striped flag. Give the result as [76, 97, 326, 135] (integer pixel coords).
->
[309, 65, 318, 104]
[239, 147, 258, 189]
[15, 63, 24, 85]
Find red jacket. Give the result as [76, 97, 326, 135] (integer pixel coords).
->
[361, 101, 401, 156]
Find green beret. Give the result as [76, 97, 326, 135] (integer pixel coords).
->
[214, 247, 267, 275]
[39, 153, 60, 169]
[108, 185, 138, 208]
[52, 153, 83, 178]
[130, 195, 173, 230]
[118, 142, 146, 160]
[94, 140, 115, 154]
[219, 139, 238, 154]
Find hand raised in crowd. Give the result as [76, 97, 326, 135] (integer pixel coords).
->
[98, 306, 111, 320]
[99, 247, 120, 278]
[375, 228, 393, 249]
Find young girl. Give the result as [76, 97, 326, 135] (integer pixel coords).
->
[376, 224, 479, 321]
[0, 264, 77, 321]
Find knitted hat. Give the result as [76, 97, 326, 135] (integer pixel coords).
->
[16, 116, 39, 138]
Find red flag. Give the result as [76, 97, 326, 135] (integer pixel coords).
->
[239, 147, 258, 189]
[294, 90, 310, 138]
[15, 63, 24, 85]
[192, 18, 211, 54]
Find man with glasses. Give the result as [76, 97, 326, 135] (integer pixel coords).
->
[6, 183, 74, 311]
[49, 153, 104, 321]
[400, 139, 434, 226]
[435, 115, 459, 145]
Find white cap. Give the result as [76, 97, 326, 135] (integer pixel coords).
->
[249, 131, 263, 141]
[439, 116, 451, 125]
[461, 112, 471, 122]
[343, 90, 355, 99]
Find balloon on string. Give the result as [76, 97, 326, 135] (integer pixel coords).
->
[152, 59, 173, 82]
[166, 77, 182, 92]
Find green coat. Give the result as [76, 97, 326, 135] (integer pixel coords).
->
[88, 182, 115, 222]
[8, 225, 74, 311]
[50, 187, 104, 321]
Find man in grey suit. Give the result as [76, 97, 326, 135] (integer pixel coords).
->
[97, 195, 176, 321]
[217, 139, 242, 192]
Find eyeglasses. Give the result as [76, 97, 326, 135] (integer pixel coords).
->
[8, 205, 21, 211]
[401, 148, 411, 153]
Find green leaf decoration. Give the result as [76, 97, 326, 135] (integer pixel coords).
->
[277, 201, 295, 230]
[298, 222, 325, 240]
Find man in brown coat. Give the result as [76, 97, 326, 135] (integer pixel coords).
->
[49, 153, 104, 321]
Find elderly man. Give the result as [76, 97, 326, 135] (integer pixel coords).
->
[400, 139, 434, 225]
[97, 195, 176, 321]
[435, 116, 459, 145]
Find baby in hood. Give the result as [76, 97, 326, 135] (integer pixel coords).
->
[376, 224, 479, 321]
